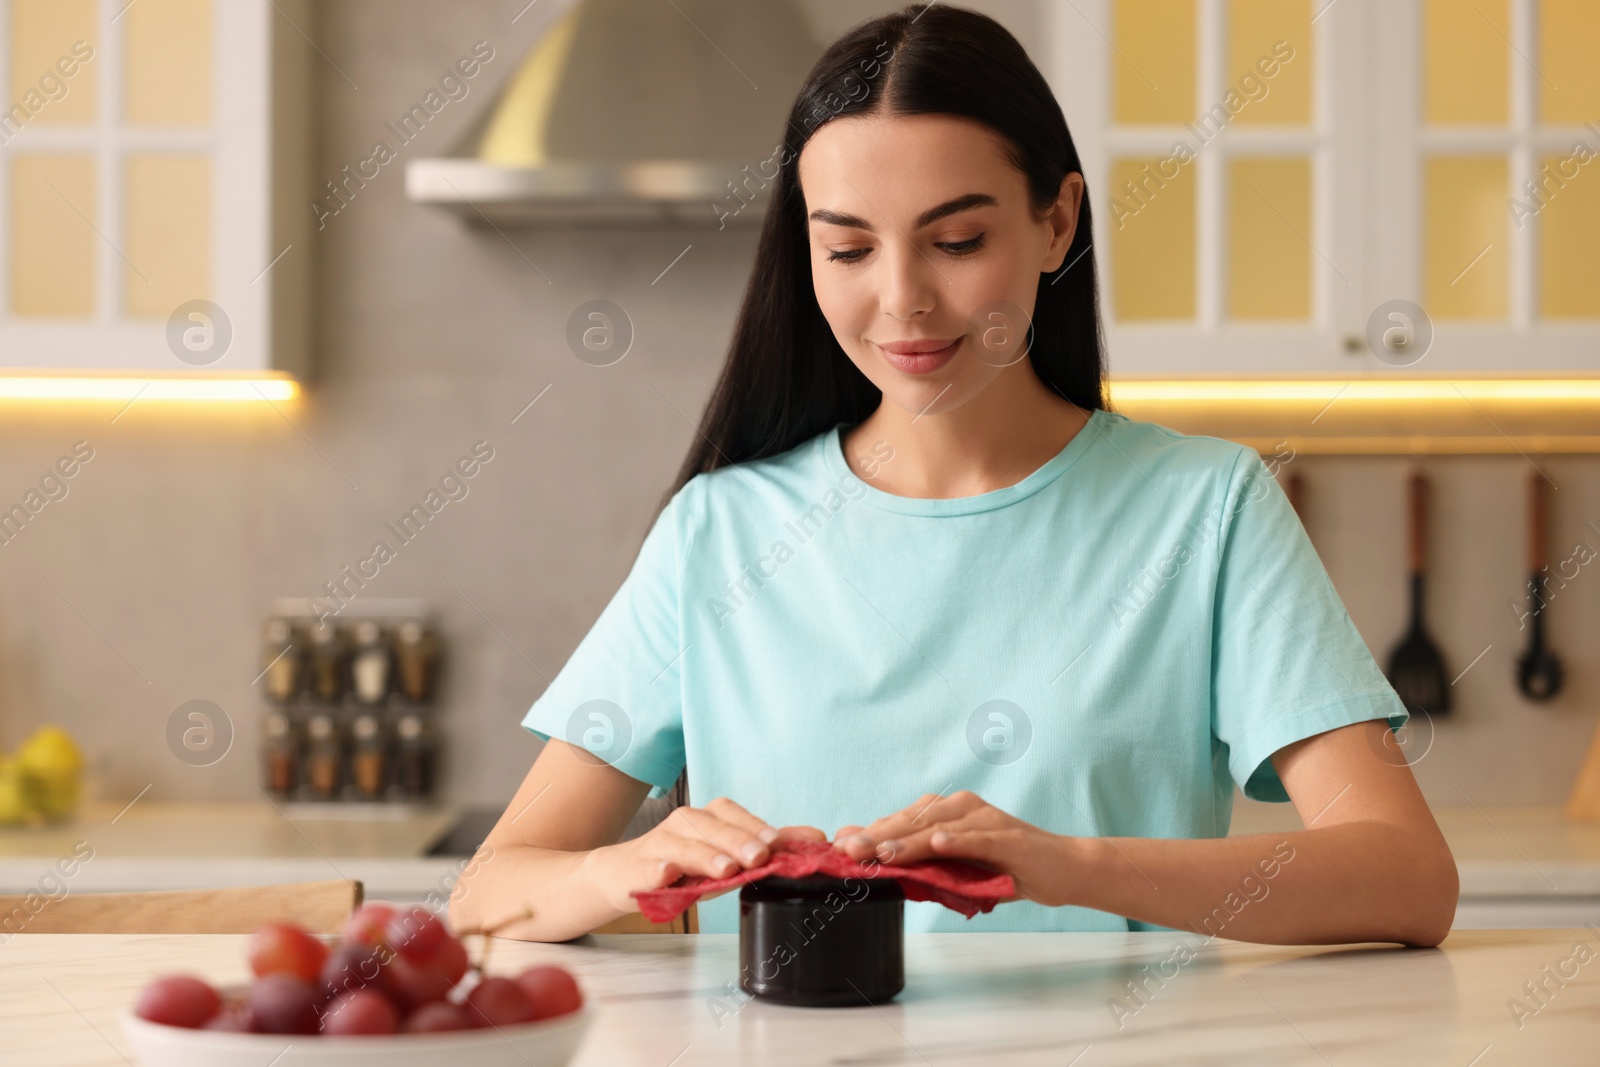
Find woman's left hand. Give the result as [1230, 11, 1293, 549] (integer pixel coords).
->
[833, 791, 1076, 907]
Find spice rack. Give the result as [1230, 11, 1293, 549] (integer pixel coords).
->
[258, 598, 444, 813]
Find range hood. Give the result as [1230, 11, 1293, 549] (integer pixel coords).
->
[406, 0, 823, 226]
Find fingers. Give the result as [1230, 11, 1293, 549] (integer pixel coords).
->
[665, 806, 772, 871]
[617, 801, 830, 910]
[836, 793, 986, 862]
[880, 817, 998, 865]
[834, 795, 945, 860]
[774, 824, 829, 842]
[703, 797, 782, 845]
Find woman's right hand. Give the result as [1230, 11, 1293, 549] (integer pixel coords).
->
[581, 797, 826, 914]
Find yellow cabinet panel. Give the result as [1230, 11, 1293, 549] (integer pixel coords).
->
[9, 0, 96, 127]
[124, 0, 213, 126]
[1109, 156, 1196, 320]
[1112, 0, 1195, 125]
[1424, 0, 1509, 125]
[1424, 156, 1508, 320]
[1539, 152, 1600, 319]
[1227, 0, 1311, 126]
[11, 154, 96, 317]
[1228, 157, 1312, 320]
[1540, 0, 1600, 125]
[125, 155, 211, 318]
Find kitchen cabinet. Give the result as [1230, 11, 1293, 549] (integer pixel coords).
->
[0, 0, 312, 375]
[1047, 0, 1600, 377]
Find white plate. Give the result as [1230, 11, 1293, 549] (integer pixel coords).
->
[120, 1002, 593, 1067]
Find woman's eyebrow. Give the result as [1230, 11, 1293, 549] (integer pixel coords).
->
[808, 192, 998, 234]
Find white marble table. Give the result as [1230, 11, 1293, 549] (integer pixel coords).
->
[6, 929, 1600, 1065]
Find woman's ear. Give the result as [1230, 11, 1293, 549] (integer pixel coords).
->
[1041, 172, 1086, 274]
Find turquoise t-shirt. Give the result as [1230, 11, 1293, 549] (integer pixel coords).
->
[521, 409, 1407, 934]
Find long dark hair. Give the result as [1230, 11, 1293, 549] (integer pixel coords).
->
[666, 2, 1107, 503]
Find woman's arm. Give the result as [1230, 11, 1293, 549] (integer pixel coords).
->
[450, 739, 824, 942]
[836, 719, 1459, 947]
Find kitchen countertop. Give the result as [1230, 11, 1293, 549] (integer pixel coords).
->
[1232, 799, 1600, 896]
[7, 929, 1597, 1065]
[7, 799, 1600, 903]
[0, 801, 465, 900]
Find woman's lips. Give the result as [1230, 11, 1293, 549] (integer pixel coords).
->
[877, 337, 962, 375]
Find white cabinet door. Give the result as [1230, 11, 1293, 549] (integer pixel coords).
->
[1370, 0, 1600, 374]
[0, 0, 310, 374]
[1046, 0, 1600, 377]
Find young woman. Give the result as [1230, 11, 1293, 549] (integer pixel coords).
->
[452, 4, 1457, 947]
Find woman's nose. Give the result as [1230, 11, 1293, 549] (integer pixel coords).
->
[878, 241, 941, 320]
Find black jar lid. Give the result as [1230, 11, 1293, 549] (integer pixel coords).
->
[739, 873, 905, 1007]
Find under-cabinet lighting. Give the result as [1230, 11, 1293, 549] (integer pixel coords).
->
[0, 376, 299, 402]
[1109, 379, 1600, 403]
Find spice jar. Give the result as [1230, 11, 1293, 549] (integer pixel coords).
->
[394, 621, 441, 704]
[351, 712, 388, 800]
[394, 713, 435, 798]
[261, 618, 302, 704]
[739, 874, 905, 1006]
[262, 711, 299, 797]
[350, 621, 392, 706]
[307, 624, 349, 704]
[305, 713, 343, 799]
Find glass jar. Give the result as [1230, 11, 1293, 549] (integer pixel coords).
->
[351, 712, 388, 800]
[305, 713, 343, 799]
[261, 618, 302, 704]
[394, 621, 441, 704]
[350, 620, 392, 705]
[394, 713, 434, 798]
[307, 624, 349, 704]
[262, 710, 299, 797]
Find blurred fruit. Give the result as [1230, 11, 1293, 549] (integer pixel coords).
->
[321, 943, 386, 1001]
[386, 906, 449, 962]
[343, 902, 397, 949]
[248, 922, 328, 983]
[135, 975, 221, 1029]
[517, 966, 584, 1020]
[435, 936, 470, 986]
[401, 1001, 470, 1033]
[16, 725, 83, 821]
[321, 990, 399, 1035]
[0, 758, 39, 826]
[246, 974, 321, 1034]
[464, 977, 533, 1027]
[132, 903, 586, 1040]
[382, 952, 454, 1011]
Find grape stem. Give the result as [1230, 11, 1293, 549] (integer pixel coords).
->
[456, 906, 535, 974]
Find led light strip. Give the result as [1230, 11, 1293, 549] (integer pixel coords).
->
[1109, 379, 1600, 403]
[0, 377, 298, 401]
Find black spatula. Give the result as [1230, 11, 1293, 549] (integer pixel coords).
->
[1386, 472, 1452, 717]
[1517, 470, 1564, 701]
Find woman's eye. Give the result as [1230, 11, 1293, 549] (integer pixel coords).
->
[939, 234, 985, 255]
[827, 247, 869, 263]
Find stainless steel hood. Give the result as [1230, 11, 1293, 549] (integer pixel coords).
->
[406, 0, 824, 226]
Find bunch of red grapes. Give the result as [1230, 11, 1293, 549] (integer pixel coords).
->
[134, 902, 583, 1035]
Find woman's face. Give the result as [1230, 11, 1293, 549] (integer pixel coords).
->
[798, 112, 1083, 420]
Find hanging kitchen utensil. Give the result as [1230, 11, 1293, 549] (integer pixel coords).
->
[1516, 469, 1564, 701]
[1385, 471, 1452, 717]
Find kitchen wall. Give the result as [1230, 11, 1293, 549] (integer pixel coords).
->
[0, 0, 1594, 813]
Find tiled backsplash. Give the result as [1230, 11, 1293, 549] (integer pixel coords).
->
[0, 0, 1593, 814]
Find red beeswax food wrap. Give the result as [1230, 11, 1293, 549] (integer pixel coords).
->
[632, 839, 1016, 923]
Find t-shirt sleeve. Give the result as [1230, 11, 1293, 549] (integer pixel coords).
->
[519, 482, 695, 799]
[1210, 447, 1408, 802]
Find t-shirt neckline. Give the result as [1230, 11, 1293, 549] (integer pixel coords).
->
[822, 407, 1107, 516]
